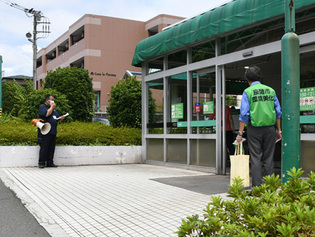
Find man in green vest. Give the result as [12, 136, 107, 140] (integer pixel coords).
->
[236, 66, 282, 187]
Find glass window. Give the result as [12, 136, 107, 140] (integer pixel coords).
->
[168, 50, 187, 69]
[167, 73, 187, 134]
[192, 40, 216, 63]
[220, 19, 284, 55]
[147, 79, 164, 134]
[300, 51, 315, 134]
[191, 71, 216, 134]
[94, 91, 100, 112]
[148, 57, 163, 75]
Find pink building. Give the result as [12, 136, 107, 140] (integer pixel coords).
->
[36, 14, 184, 113]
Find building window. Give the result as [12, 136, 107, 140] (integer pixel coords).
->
[46, 49, 57, 62]
[58, 40, 69, 55]
[94, 91, 100, 112]
[70, 57, 84, 69]
[70, 26, 84, 45]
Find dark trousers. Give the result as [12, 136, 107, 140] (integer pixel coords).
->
[38, 134, 56, 166]
[247, 124, 275, 187]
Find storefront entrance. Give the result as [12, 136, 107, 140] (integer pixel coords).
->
[137, 1, 315, 175]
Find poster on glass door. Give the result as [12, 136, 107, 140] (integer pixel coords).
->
[203, 101, 214, 114]
[171, 103, 184, 119]
[300, 87, 315, 111]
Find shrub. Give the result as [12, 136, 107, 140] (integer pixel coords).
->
[23, 88, 72, 122]
[0, 120, 37, 145]
[107, 76, 156, 128]
[2, 80, 27, 116]
[0, 120, 141, 146]
[57, 122, 141, 145]
[1, 79, 72, 122]
[176, 168, 315, 237]
[44, 67, 95, 122]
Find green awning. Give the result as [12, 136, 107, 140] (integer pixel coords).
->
[132, 0, 315, 67]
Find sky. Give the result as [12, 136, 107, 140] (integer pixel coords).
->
[0, 0, 232, 77]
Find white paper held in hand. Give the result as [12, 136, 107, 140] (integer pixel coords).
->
[53, 113, 69, 120]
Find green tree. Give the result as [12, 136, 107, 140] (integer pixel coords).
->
[23, 88, 72, 121]
[226, 95, 237, 107]
[107, 76, 156, 128]
[2, 79, 71, 122]
[44, 67, 94, 122]
[2, 80, 27, 116]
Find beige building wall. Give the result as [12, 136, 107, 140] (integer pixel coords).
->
[36, 14, 184, 113]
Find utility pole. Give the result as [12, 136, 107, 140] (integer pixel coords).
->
[31, 11, 40, 90]
[3, 1, 50, 89]
[281, 0, 300, 183]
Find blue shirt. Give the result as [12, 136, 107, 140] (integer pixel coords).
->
[239, 81, 282, 124]
[38, 103, 60, 135]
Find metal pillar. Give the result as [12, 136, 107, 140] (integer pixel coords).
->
[141, 62, 148, 163]
[281, 0, 300, 183]
[215, 65, 222, 174]
[222, 66, 226, 175]
[0, 55, 2, 117]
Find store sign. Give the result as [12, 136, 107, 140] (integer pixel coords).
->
[195, 103, 201, 113]
[300, 87, 315, 111]
[172, 103, 184, 119]
[203, 101, 214, 114]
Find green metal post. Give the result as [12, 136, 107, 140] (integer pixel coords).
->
[0, 55, 2, 118]
[281, 0, 300, 183]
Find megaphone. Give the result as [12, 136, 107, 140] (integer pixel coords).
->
[32, 119, 51, 135]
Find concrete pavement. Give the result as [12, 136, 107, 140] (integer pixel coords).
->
[0, 164, 231, 237]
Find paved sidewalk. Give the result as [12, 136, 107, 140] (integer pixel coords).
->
[0, 164, 231, 237]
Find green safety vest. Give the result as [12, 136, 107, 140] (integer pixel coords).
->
[245, 83, 276, 127]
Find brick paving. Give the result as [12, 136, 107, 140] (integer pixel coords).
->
[0, 164, 229, 237]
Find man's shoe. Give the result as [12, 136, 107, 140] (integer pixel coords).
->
[39, 165, 45, 169]
[47, 164, 58, 168]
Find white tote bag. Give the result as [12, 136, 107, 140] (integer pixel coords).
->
[230, 141, 250, 187]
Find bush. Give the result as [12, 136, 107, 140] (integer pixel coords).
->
[176, 168, 314, 237]
[0, 120, 141, 146]
[1, 79, 72, 122]
[57, 122, 141, 145]
[2, 80, 27, 116]
[107, 76, 156, 128]
[23, 88, 72, 122]
[44, 67, 95, 122]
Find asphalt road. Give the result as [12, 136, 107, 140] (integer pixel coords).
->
[0, 179, 50, 237]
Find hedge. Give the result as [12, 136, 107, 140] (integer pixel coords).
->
[0, 121, 141, 146]
[176, 168, 315, 236]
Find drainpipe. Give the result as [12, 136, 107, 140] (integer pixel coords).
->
[281, 0, 300, 183]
